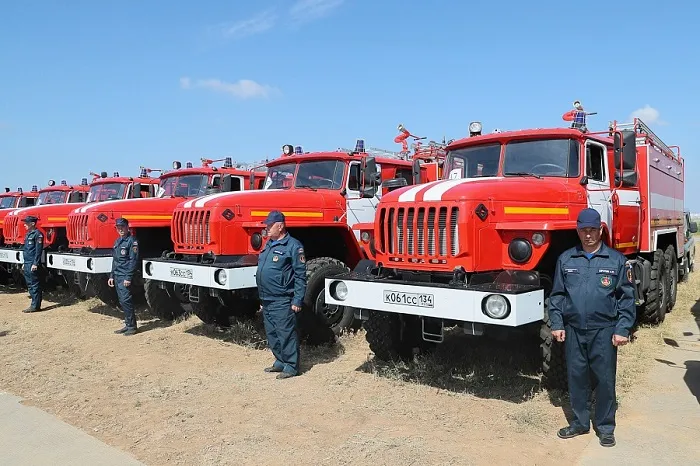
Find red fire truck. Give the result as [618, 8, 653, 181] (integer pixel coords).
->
[0, 187, 40, 283]
[141, 136, 446, 339]
[46, 159, 267, 318]
[324, 118, 685, 388]
[1, 187, 39, 245]
[1, 172, 158, 291]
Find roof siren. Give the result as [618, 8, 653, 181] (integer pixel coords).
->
[354, 139, 365, 153]
[81, 178, 88, 185]
[4, 187, 9, 193]
[223, 157, 233, 168]
[173, 161, 182, 169]
[113, 171, 120, 177]
[282, 144, 294, 156]
[60, 180, 67, 186]
[186, 161, 193, 169]
[294, 146, 303, 155]
[31, 185, 38, 192]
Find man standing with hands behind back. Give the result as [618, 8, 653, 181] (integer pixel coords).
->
[549, 208, 636, 448]
[109, 217, 139, 336]
[256, 211, 307, 380]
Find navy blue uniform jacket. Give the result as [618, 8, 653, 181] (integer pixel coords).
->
[549, 243, 636, 337]
[23, 229, 43, 267]
[110, 234, 139, 280]
[256, 234, 307, 307]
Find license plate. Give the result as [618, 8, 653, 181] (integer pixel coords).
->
[0, 251, 7, 259]
[383, 290, 434, 308]
[62, 258, 76, 267]
[170, 267, 193, 280]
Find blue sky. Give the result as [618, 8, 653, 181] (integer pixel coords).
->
[1, 0, 698, 210]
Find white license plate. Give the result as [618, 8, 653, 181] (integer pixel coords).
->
[0, 252, 8, 259]
[383, 290, 434, 308]
[62, 258, 76, 267]
[170, 267, 193, 280]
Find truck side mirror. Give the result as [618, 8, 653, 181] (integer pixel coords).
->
[360, 156, 381, 199]
[221, 174, 232, 192]
[412, 159, 421, 185]
[690, 221, 698, 234]
[132, 182, 142, 198]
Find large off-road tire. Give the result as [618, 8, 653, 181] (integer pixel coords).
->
[62, 271, 87, 300]
[638, 249, 669, 324]
[302, 257, 354, 336]
[540, 298, 567, 390]
[219, 291, 259, 320]
[144, 279, 188, 321]
[191, 286, 230, 326]
[11, 267, 26, 289]
[88, 275, 120, 308]
[364, 311, 425, 362]
[679, 253, 690, 283]
[664, 245, 678, 312]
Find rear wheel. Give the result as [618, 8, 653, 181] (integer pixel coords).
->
[638, 249, 669, 324]
[664, 245, 678, 311]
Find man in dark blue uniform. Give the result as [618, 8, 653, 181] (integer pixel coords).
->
[549, 208, 636, 447]
[108, 217, 139, 336]
[22, 215, 43, 313]
[256, 211, 307, 379]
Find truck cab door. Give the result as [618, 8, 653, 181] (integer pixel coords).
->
[584, 140, 613, 234]
[346, 161, 382, 241]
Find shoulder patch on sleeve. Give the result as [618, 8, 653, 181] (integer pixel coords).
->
[298, 247, 305, 263]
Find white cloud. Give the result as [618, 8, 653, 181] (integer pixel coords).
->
[630, 105, 667, 125]
[212, 9, 277, 39]
[180, 77, 279, 99]
[290, 0, 345, 23]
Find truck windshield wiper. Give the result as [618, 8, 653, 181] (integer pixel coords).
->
[295, 184, 317, 191]
[505, 172, 542, 179]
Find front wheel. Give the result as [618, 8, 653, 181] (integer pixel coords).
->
[540, 298, 567, 390]
[144, 279, 188, 321]
[364, 311, 426, 361]
[302, 257, 354, 338]
[664, 245, 678, 311]
[638, 249, 669, 324]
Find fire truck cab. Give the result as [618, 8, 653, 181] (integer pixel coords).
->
[142, 138, 446, 338]
[0, 187, 39, 244]
[324, 118, 685, 388]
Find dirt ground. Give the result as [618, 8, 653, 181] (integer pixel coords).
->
[1, 251, 698, 466]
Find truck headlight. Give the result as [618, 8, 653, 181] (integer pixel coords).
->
[482, 294, 510, 319]
[329, 280, 348, 301]
[215, 269, 227, 286]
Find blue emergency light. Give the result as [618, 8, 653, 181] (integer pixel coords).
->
[224, 157, 233, 168]
[294, 146, 303, 155]
[354, 139, 365, 153]
[81, 178, 88, 185]
[113, 172, 120, 177]
[31, 185, 38, 192]
[140, 168, 148, 177]
[18, 187, 23, 193]
[186, 161, 193, 169]
[60, 180, 67, 186]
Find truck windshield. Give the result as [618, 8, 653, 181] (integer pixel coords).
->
[0, 196, 15, 209]
[444, 144, 501, 179]
[37, 190, 67, 205]
[264, 160, 345, 190]
[503, 138, 579, 178]
[158, 174, 209, 198]
[87, 183, 127, 202]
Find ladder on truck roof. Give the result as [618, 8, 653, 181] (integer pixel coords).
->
[611, 118, 680, 160]
[337, 141, 447, 161]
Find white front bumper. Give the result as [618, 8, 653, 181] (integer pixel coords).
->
[46, 253, 113, 274]
[324, 277, 544, 327]
[0, 248, 23, 264]
[142, 259, 258, 290]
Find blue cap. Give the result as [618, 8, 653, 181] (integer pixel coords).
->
[577, 208, 601, 229]
[263, 210, 285, 226]
[115, 217, 129, 227]
[23, 215, 38, 223]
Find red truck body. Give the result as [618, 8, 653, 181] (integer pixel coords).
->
[141, 138, 447, 337]
[324, 118, 685, 387]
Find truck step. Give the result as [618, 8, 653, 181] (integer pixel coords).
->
[421, 317, 444, 343]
